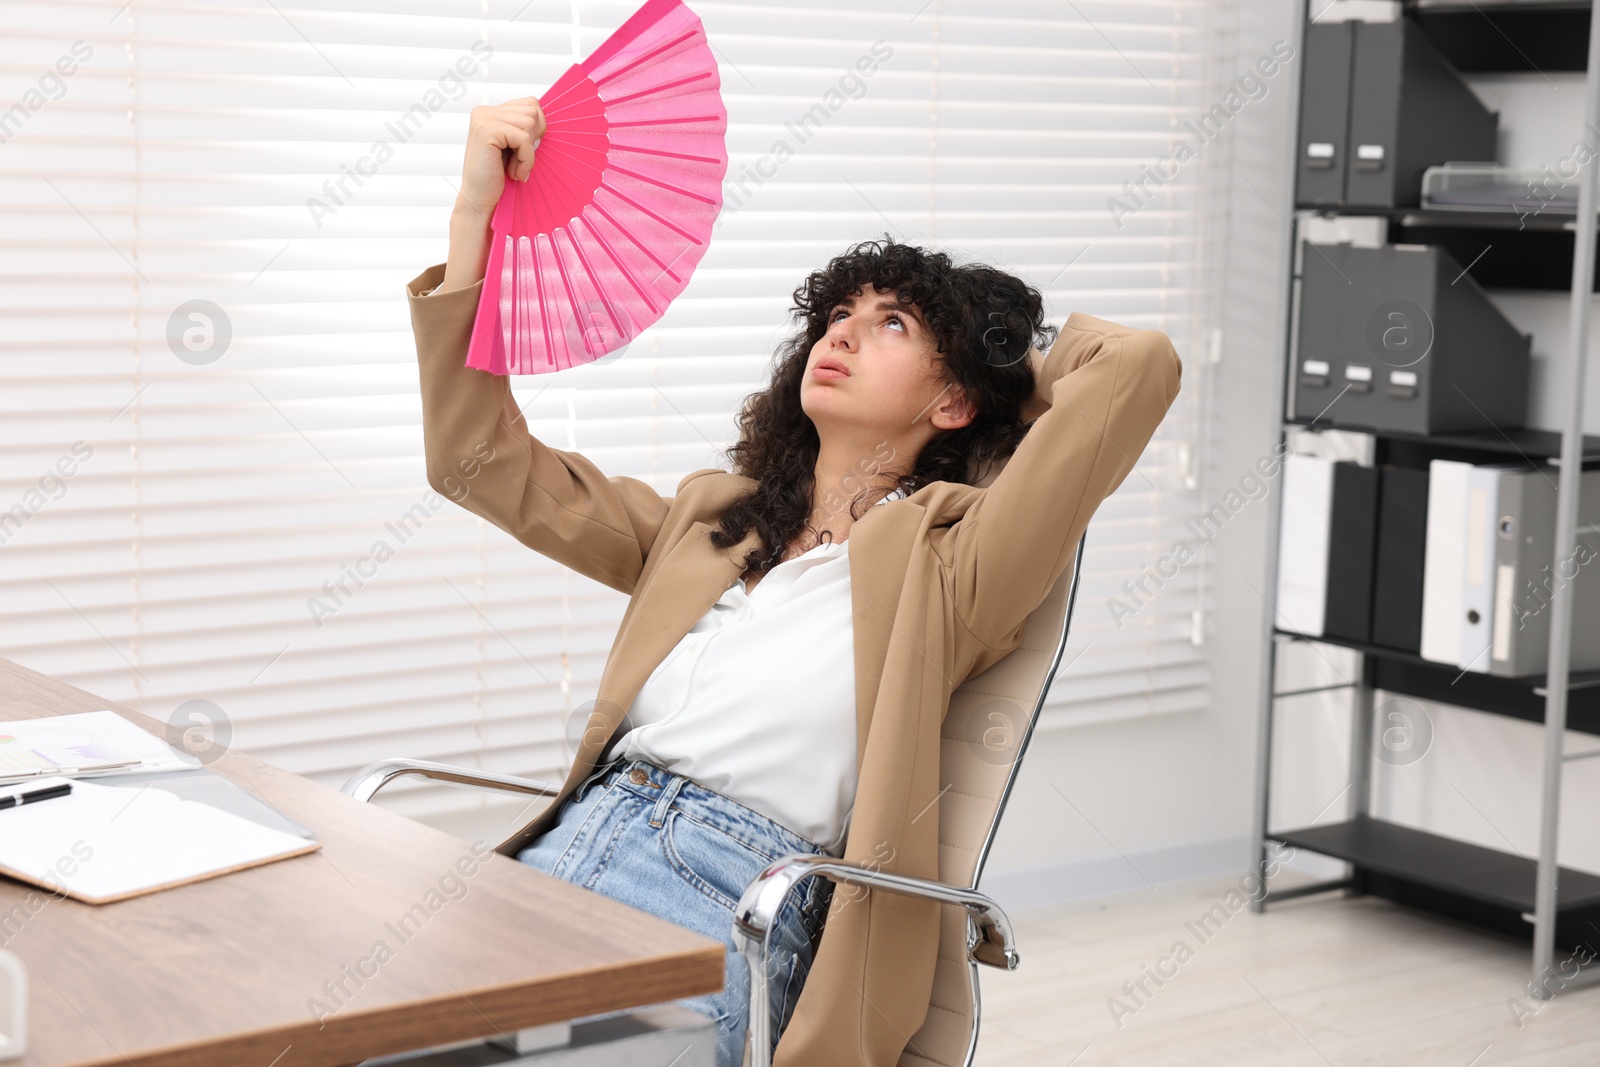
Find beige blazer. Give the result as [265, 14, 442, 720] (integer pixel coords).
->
[406, 261, 1183, 1066]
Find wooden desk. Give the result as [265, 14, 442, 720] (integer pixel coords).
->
[0, 658, 725, 1067]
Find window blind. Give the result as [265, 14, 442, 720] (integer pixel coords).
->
[0, 0, 1223, 821]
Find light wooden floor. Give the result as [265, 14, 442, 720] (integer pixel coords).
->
[970, 871, 1600, 1066]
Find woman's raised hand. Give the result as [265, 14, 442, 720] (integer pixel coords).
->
[456, 97, 547, 221]
[440, 97, 545, 292]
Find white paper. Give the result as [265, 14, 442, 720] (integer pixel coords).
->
[0, 777, 317, 904]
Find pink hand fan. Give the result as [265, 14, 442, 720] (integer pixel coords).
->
[466, 0, 728, 376]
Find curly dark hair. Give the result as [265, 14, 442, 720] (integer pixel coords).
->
[710, 234, 1057, 582]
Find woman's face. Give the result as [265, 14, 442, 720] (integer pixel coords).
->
[800, 284, 973, 444]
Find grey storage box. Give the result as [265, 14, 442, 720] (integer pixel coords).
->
[1292, 243, 1530, 435]
[1297, 18, 1497, 209]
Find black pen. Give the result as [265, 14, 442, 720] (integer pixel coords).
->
[0, 782, 73, 810]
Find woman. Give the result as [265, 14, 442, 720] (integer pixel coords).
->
[408, 97, 1182, 1067]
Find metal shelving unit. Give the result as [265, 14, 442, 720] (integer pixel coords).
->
[1249, 0, 1600, 998]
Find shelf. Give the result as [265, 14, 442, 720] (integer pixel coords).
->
[1295, 208, 1600, 291]
[1410, 2, 1591, 74]
[1271, 816, 1600, 949]
[1297, 215, 1600, 291]
[1393, 217, 1600, 291]
[1263, 0, 1600, 984]
[1273, 815, 1600, 912]
[1301, 205, 1582, 231]
[1284, 419, 1600, 464]
[1272, 628, 1600, 736]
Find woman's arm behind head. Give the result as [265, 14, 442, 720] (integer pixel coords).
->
[945, 315, 1183, 648]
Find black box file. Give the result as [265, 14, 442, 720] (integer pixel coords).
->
[1370, 464, 1429, 653]
[1297, 18, 1497, 210]
[1292, 243, 1530, 435]
[1326, 462, 1380, 643]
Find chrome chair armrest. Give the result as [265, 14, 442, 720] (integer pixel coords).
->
[733, 853, 1019, 1067]
[340, 758, 562, 804]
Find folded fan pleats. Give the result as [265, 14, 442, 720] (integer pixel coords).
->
[467, 0, 727, 376]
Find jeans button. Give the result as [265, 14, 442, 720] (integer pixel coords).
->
[629, 768, 648, 785]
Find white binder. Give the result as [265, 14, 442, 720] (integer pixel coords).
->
[1276, 453, 1334, 636]
[1420, 459, 1472, 665]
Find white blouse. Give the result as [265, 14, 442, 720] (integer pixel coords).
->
[611, 487, 909, 857]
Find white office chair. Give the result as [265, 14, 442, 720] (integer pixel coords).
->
[729, 522, 1086, 1067]
[345, 466, 1088, 1067]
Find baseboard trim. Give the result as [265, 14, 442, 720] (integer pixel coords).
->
[976, 833, 1349, 912]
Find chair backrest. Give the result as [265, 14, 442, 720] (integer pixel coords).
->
[897, 452, 1087, 1067]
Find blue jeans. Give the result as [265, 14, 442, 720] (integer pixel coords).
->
[516, 758, 834, 1067]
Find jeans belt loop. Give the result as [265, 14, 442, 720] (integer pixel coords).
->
[648, 770, 687, 828]
[579, 758, 616, 802]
